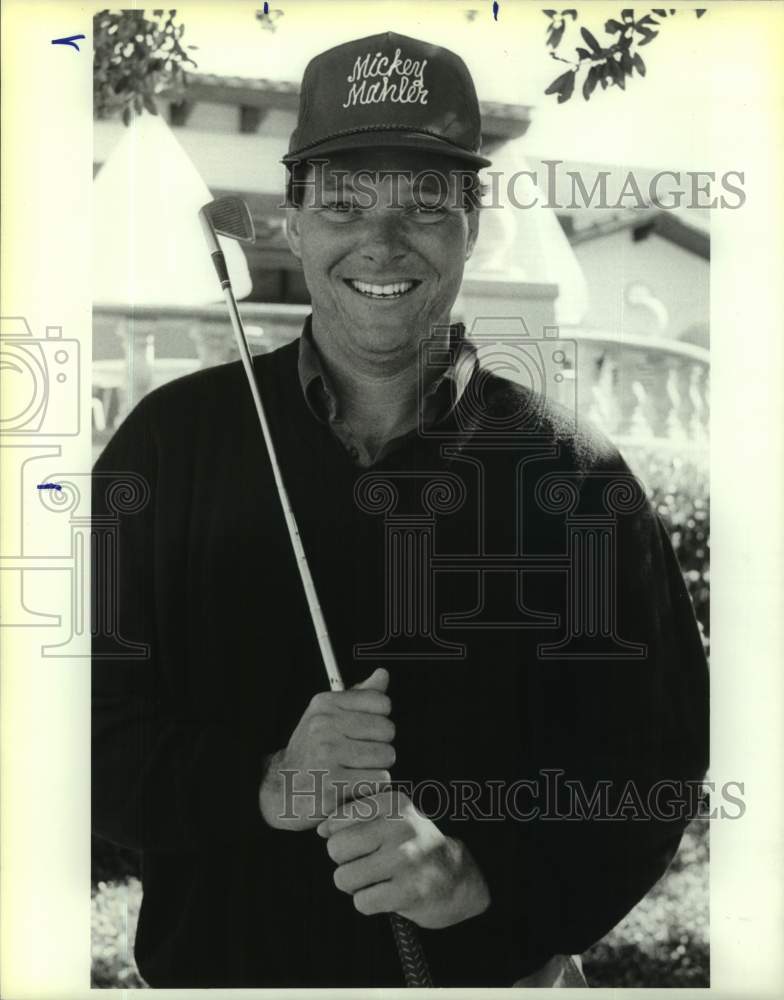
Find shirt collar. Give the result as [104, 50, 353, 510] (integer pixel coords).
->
[297, 314, 476, 428]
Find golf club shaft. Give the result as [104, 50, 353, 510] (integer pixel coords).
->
[220, 280, 343, 692]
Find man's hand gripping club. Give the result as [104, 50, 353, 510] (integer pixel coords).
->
[259, 668, 395, 830]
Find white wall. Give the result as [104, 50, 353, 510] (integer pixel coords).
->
[573, 228, 709, 341]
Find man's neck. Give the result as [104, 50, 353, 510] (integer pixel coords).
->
[310, 319, 450, 442]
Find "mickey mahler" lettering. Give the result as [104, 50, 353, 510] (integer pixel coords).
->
[342, 48, 429, 108]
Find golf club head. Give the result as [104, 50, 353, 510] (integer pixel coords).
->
[202, 196, 255, 243]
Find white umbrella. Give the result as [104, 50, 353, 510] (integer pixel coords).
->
[93, 111, 252, 307]
[466, 137, 589, 326]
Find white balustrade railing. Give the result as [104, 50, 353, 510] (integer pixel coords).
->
[92, 308, 709, 461]
[566, 328, 710, 453]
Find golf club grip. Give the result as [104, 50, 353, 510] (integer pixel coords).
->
[390, 913, 433, 987]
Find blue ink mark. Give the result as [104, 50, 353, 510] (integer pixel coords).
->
[263, 2, 269, 13]
[37, 483, 62, 491]
[51, 34, 86, 51]
[492, 1, 499, 20]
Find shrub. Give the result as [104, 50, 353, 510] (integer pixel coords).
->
[583, 819, 709, 987]
[622, 446, 710, 651]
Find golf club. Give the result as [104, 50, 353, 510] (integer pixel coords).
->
[199, 195, 433, 988]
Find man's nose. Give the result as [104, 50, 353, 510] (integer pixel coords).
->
[357, 213, 409, 267]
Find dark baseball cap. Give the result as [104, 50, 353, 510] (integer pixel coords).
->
[282, 31, 492, 169]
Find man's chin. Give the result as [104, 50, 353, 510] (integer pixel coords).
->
[343, 321, 430, 357]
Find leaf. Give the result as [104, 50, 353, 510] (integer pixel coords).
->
[637, 14, 660, 27]
[549, 23, 565, 47]
[562, 8, 577, 18]
[544, 69, 573, 95]
[557, 71, 575, 102]
[621, 8, 634, 21]
[143, 93, 158, 114]
[638, 29, 659, 45]
[652, 8, 667, 15]
[604, 18, 624, 33]
[696, 8, 706, 16]
[580, 27, 602, 53]
[122, 105, 131, 126]
[620, 48, 633, 74]
[576, 46, 592, 58]
[542, 9, 557, 16]
[582, 64, 599, 99]
[632, 52, 646, 76]
[544, 68, 576, 103]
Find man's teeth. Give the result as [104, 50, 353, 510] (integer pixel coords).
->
[348, 279, 416, 298]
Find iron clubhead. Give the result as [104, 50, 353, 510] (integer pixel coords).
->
[202, 196, 255, 244]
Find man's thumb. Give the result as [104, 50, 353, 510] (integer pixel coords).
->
[352, 667, 390, 692]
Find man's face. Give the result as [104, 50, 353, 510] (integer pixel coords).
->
[285, 149, 479, 364]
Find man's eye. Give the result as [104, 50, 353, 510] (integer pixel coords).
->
[324, 201, 356, 214]
[410, 204, 447, 222]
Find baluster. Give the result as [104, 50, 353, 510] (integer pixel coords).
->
[629, 380, 653, 438]
[585, 348, 619, 436]
[689, 363, 708, 444]
[115, 316, 154, 417]
[665, 358, 687, 442]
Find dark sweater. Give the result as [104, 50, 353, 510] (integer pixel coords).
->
[92, 332, 709, 988]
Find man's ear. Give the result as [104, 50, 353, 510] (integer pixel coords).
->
[284, 207, 303, 261]
[465, 208, 480, 261]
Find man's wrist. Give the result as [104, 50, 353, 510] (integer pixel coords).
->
[258, 749, 316, 831]
[258, 749, 288, 829]
[446, 835, 491, 923]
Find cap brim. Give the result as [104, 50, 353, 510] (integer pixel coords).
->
[281, 129, 491, 169]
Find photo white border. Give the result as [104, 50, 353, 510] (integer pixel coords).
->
[1, 1, 782, 997]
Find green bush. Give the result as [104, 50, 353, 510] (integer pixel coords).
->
[583, 819, 708, 987]
[91, 877, 146, 988]
[622, 446, 710, 651]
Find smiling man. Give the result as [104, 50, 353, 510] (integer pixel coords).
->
[92, 31, 708, 989]
[283, 148, 481, 466]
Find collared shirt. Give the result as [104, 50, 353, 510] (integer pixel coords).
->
[297, 316, 477, 467]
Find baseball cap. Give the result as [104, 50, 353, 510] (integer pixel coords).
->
[282, 31, 492, 169]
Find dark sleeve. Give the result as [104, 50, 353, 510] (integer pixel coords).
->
[91, 396, 280, 852]
[440, 448, 709, 968]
